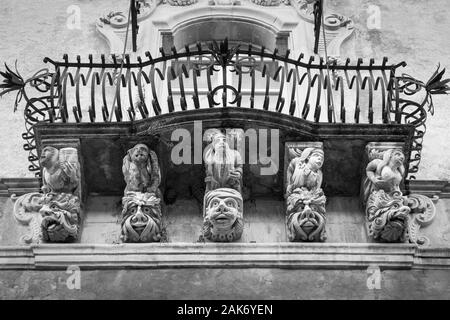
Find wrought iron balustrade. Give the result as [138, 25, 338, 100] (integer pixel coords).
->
[1, 39, 448, 178]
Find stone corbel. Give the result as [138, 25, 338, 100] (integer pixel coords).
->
[202, 129, 244, 242]
[284, 142, 327, 242]
[12, 143, 83, 243]
[121, 143, 164, 242]
[362, 142, 437, 246]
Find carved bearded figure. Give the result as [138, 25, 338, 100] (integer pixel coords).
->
[364, 149, 411, 242]
[40, 193, 81, 242]
[121, 192, 162, 242]
[203, 188, 244, 242]
[285, 147, 327, 242]
[204, 132, 243, 193]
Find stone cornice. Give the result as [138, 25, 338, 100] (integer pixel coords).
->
[0, 243, 449, 270]
[405, 180, 450, 199]
[0, 178, 40, 196]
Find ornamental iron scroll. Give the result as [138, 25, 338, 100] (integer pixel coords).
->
[1, 39, 448, 179]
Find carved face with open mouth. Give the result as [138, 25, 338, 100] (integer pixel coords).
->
[39, 193, 80, 242]
[203, 188, 243, 242]
[121, 192, 162, 242]
[288, 203, 326, 242]
[367, 190, 411, 243]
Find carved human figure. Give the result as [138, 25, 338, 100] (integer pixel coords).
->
[204, 131, 243, 193]
[364, 149, 405, 196]
[203, 188, 244, 242]
[121, 192, 162, 242]
[285, 147, 326, 242]
[40, 146, 80, 196]
[363, 149, 411, 243]
[122, 143, 161, 194]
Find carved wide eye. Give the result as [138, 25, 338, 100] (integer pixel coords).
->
[226, 200, 236, 208]
[130, 207, 137, 214]
[50, 204, 58, 209]
[143, 207, 151, 214]
[212, 200, 220, 207]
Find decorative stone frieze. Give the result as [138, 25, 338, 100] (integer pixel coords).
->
[12, 147, 82, 243]
[202, 129, 244, 242]
[362, 143, 437, 246]
[121, 143, 163, 242]
[285, 142, 326, 242]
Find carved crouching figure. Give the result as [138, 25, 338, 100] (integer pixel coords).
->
[121, 143, 162, 242]
[285, 147, 326, 242]
[364, 149, 411, 242]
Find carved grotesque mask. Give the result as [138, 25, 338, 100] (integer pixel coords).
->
[366, 190, 410, 242]
[287, 191, 326, 242]
[39, 193, 80, 242]
[121, 192, 161, 242]
[203, 188, 243, 242]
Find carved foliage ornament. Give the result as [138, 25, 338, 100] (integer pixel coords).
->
[285, 145, 326, 242]
[121, 143, 163, 242]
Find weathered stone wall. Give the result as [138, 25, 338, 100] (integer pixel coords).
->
[0, 0, 449, 179]
[0, 268, 449, 299]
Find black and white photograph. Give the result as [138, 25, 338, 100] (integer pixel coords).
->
[0, 0, 449, 303]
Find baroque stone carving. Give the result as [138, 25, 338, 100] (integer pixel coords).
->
[203, 130, 243, 193]
[121, 191, 162, 242]
[250, 0, 280, 6]
[285, 143, 326, 242]
[362, 143, 437, 246]
[203, 188, 244, 242]
[167, 0, 198, 5]
[12, 147, 82, 243]
[122, 143, 161, 194]
[202, 130, 244, 242]
[121, 143, 163, 242]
